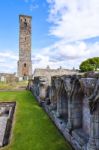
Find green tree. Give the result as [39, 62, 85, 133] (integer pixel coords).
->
[79, 57, 99, 72]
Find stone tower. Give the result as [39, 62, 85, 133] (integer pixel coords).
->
[17, 15, 32, 80]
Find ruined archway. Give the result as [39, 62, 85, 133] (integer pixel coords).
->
[57, 80, 68, 122]
[22, 63, 29, 80]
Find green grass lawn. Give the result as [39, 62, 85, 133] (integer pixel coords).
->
[0, 91, 73, 150]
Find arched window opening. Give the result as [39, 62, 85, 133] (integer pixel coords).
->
[24, 22, 27, 29]
[24, 63, 26, 67]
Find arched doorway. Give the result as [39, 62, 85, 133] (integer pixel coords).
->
[70, 79, 84, 129]
[22, 63, 29, 80]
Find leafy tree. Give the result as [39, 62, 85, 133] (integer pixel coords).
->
[79, 57, 99, 72]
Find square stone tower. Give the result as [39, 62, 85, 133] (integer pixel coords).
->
[17, 15, 32, 80]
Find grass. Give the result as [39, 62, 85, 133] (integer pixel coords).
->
[0, 81, 28, 90]
[0, 91, 73, 150]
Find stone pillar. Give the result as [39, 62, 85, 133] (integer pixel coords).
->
[94, 104, 99, 149]
[39, 84, 47, 100]
[72, 100, 82, 128]
[57, 94, 62, 118]
[87, 115, 97, 150]
[54, 78, 62, 118]
[67, 99, 82, 131]
[66, 98, 72, 131]
[38, 77, 49, 101]
[50, 87, 57, 110]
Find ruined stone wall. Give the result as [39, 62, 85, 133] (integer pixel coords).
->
[28, 72, 99, 150]
[0, 102, 16, 147]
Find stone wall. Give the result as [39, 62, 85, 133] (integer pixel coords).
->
[0, 102, 16, 147]
[0, 73, 18, 83]
[33, 68, 80, 85]
[28, 72, 99, 150]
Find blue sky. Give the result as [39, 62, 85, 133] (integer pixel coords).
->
[0, 0, 99, 73]
[0, 0, 53, 50]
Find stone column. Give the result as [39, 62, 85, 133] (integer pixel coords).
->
[39, 84, 47, 100]
[87, 114, 97, 150]
[38, 77, 49, 102]
[94, 104, 99, 149]
[57, 95, 62, 118]
[50, 86, 57, 110]
[66, 97, 72, 132]
[64, 97, 73, 142]
[55, 78, 62, 118]
[67, 98, 82, 131]
[87, 101, 99, 150]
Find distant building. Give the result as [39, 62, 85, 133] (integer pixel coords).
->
[0, 73, 18, 83]
[17, 15, 32, 80]
[33, 66, 79, 85]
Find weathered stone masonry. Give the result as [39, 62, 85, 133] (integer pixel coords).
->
[17, 15, 32, 80]
[0, 102, 16, 147]
[28, 73, 99, 150]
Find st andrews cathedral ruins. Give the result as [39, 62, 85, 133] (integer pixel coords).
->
[18, 15, 99, 150]
[0, 14, 98, 150]
[25, 14, 99, 150]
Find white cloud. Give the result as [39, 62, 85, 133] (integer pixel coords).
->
[47, 0, 99, 41]
[0, 51, 18, 73]
[0, 41, 99, 73]
[31, 0, 98, 71]
[33, 41, 99, 70]
[24, 0, 39, 11]
[0, 52, 18, 60]
[30, 4, 39, 11]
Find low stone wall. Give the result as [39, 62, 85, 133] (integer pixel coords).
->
[0, 102, 16, 147]
[28, 73, 99, 150]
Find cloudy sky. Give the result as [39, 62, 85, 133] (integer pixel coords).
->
[0, 0, 99, 73]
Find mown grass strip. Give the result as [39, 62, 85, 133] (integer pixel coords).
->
[0, 91, 72, 150]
